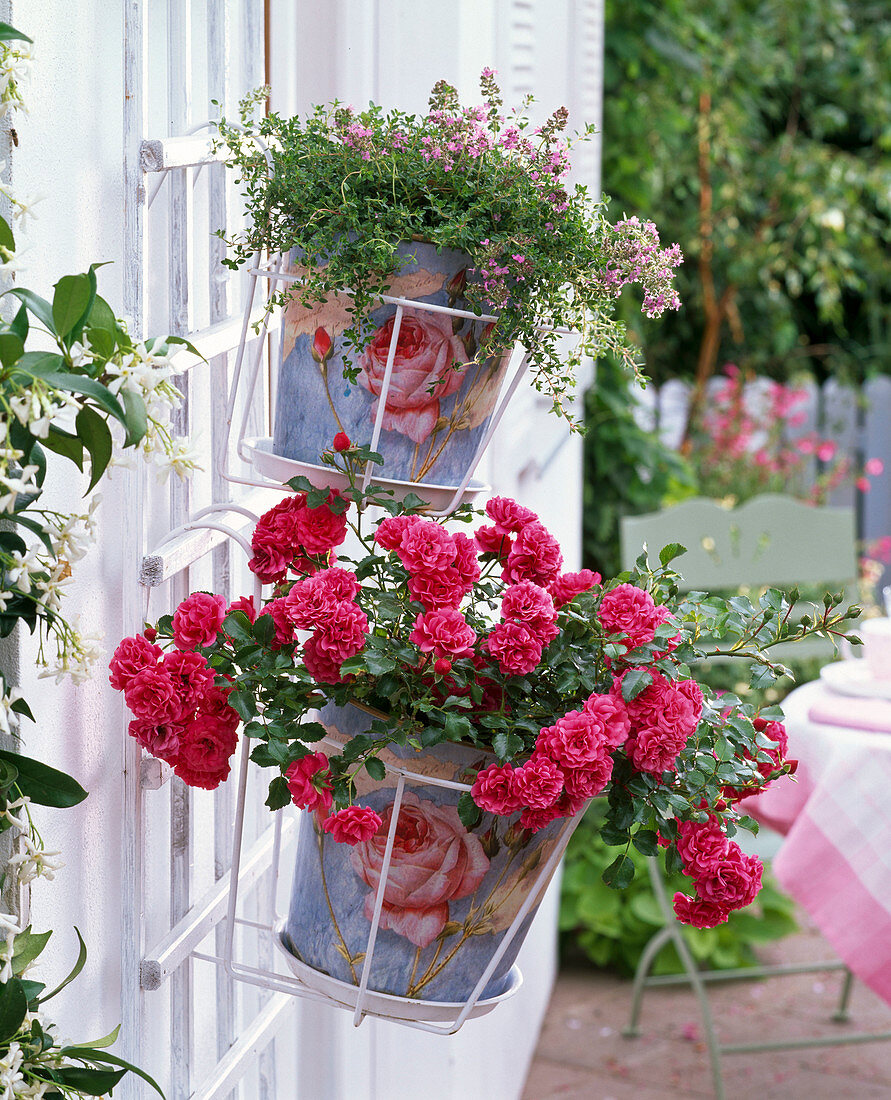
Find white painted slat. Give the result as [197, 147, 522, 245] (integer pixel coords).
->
[168, 308, 282, 373]
[189, 993, 295, 1100]
[121, 0, 150, 1093]
[141, 817, 294, 990]
[657, 378, 690, 450]
[141, 134, 223, 172]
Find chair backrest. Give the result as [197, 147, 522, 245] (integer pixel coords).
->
[619, 494, 857, 592]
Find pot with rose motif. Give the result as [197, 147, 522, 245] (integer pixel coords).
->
[279, 701, 583, 1014]
[270, 241, 510, 490]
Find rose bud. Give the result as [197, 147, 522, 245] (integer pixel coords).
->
[434, 658, 452, 675]
[332, 431, 352, 452]
[445, 267, 467, 299]
[311, 327, 334, 364]
[143, 625, 157, 642]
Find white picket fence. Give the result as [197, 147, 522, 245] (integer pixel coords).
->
[632, 375, 891, 554]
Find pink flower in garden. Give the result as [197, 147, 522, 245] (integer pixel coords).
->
[257, 597, 297, 649]
[582, 692, 631, 748]
[452, 532, 481, 587]
[485, 496, 538, 535]
[161, 650, 216, 710]
[124, 666, 183, 723]
[317, 566, 362, 601]
[227, 595, 257, 623]
[857, 477, 871, 492]
[410, 608, 477, 658]
[485, 620, 542, 675]
[474, 524, 512, 559]
[537, 710, 610, 769]
[306, 602, 369, 679]
[865, 458, 884, 477]
[471, 763, 524, 815]
[692, 843, 763, 911]
[396, 520, 457, 574]
[374, 514, 420, 551]
[293, 492, 349, 555]
[247, 540, 291, 585]
[324, 805, 383, 846]
[332, 431, 352, 451]
[357, 310, 468, 444]
[503, 521, 563, 587]
[817, 441, 837, 462]
[172, 592, 228, 650]
[173, 711, 239, 790]
[407, 568, 468, 610]
[349, 792, 489, 946]
[675, 816, 730, 878]
[562, 756, 613, 801]
[302, 635, 345, 684]
[108, 634, 162, 691]
[285, 575, 342, 630]
[598, 584, 661, 651]
[128, 718, 184, 764]
[549, 569, 601, 608]
[501, 581, 558, 645]
[673, 892, 729, 929]
[286, 752, 333, 814]
[513, 754, 564, 810]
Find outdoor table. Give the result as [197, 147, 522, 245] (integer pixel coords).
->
[739, 670, 891, 1007]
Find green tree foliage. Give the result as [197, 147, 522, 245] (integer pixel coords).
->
[602, 0, 891, 410]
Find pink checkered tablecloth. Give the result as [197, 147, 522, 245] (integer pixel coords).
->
[739, 674, 891, 1006]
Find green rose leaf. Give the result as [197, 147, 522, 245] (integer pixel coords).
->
[602, 853, 635, 890]
[658, 542, 686, 566]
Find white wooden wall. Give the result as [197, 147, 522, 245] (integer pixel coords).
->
[9, 2, 604, 1098]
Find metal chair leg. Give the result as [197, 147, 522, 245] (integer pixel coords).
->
[832, 967, 855, 1023]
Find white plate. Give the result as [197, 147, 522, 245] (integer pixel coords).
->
[243, 437, 489, 512]
[820, 660, 891, 701]
[272, 921, 522, 1023]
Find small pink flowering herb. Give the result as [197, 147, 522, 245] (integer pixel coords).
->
[217, 72, 682, 427]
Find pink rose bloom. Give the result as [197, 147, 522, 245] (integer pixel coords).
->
[247, 540, 290, 584]
[128, 718, 184, 764]
[503, 521, 563, 587]
[172, 592, 228, 651]
[598, 583, 661, 650]
[293, 492, 349, 555]
[308, 602, 369, 675]
[358, 310, 468, 444]
[452, 532, 481, 587]
[374, 514, 421, 551]
[302, 635, 345, 684]
[673, 892, 729, 929]
[562, 756, 613, 801]
[285, 576, 341, 631]
[407, 568, 468, 610]
[485, 496, 538, 535]
[501, 580, 558, 645]
[286, 752, 333, 814]
[865, 457, 884, 476]
[676, 817, 730, 878]
[537, 711, 609, 768]
[200, 687, 240, 731]
[693, 844, 763, 911]
[474, 524, 512, 559]
[410, 608, 476, 658]
[397, 521, 457, 575]
[471, 763, 524, 815]
[316, 566, 361, 601]
[549, 569, 601, 608]
[173, 712, 238, 790]
[257, 597, 297, 649]
[519, 800, 568, 833]
[162, 650, 216, 711]
[513, 754, 564, 810]
[582, 692, 631, 748]
[349, 793, 489, 946]
[124, 666, 183, 723]
[227, 595, 257, 623]
[486, 621, 542, 675]
[626, 725, 688, 776]
[108, 634, 162, 691]
[324, 804, 383, 846]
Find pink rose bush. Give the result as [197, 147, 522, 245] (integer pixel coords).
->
[109, 451, 847, 927]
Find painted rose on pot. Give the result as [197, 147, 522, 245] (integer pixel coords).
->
[349, 791, 490, 947]
[358, 310, 468, 444]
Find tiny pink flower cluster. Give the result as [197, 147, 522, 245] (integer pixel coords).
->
[284, 752, 383, 845]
